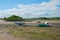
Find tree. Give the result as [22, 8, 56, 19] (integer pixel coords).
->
[4, 17, 7, 20]
[4, 15, 23, 21]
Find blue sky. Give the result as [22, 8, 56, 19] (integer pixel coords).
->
[0, 0, 60, 18]
[0, 0, 50, 10]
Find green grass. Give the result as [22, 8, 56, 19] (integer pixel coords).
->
[7, 26, 60, 40]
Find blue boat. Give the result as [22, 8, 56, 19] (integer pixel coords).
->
[15, 21, 25, 25]
[37, 22, 51, 27]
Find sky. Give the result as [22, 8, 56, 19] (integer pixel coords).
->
[0, 0, 60, 18]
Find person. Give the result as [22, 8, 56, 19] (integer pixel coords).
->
[45, 22, 49, 25]
[45, 22, 51, 25]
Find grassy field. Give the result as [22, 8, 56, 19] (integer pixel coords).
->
[0, 20, 60, 40]
[5, 25, 60, 40]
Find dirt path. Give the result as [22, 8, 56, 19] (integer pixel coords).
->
[0, 28, 25, 40]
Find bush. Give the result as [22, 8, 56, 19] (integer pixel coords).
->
[4, 15, 23, 21]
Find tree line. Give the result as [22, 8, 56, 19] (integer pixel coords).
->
[3, 15, 60, 21]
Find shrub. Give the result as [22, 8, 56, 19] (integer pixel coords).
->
[4, 15, 23, 21]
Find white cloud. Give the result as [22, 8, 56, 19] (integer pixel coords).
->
[0, 0, 60, 18]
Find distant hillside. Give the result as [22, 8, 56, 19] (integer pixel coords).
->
[24, 17, 60, 21]
[0, 18, 3, 20]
